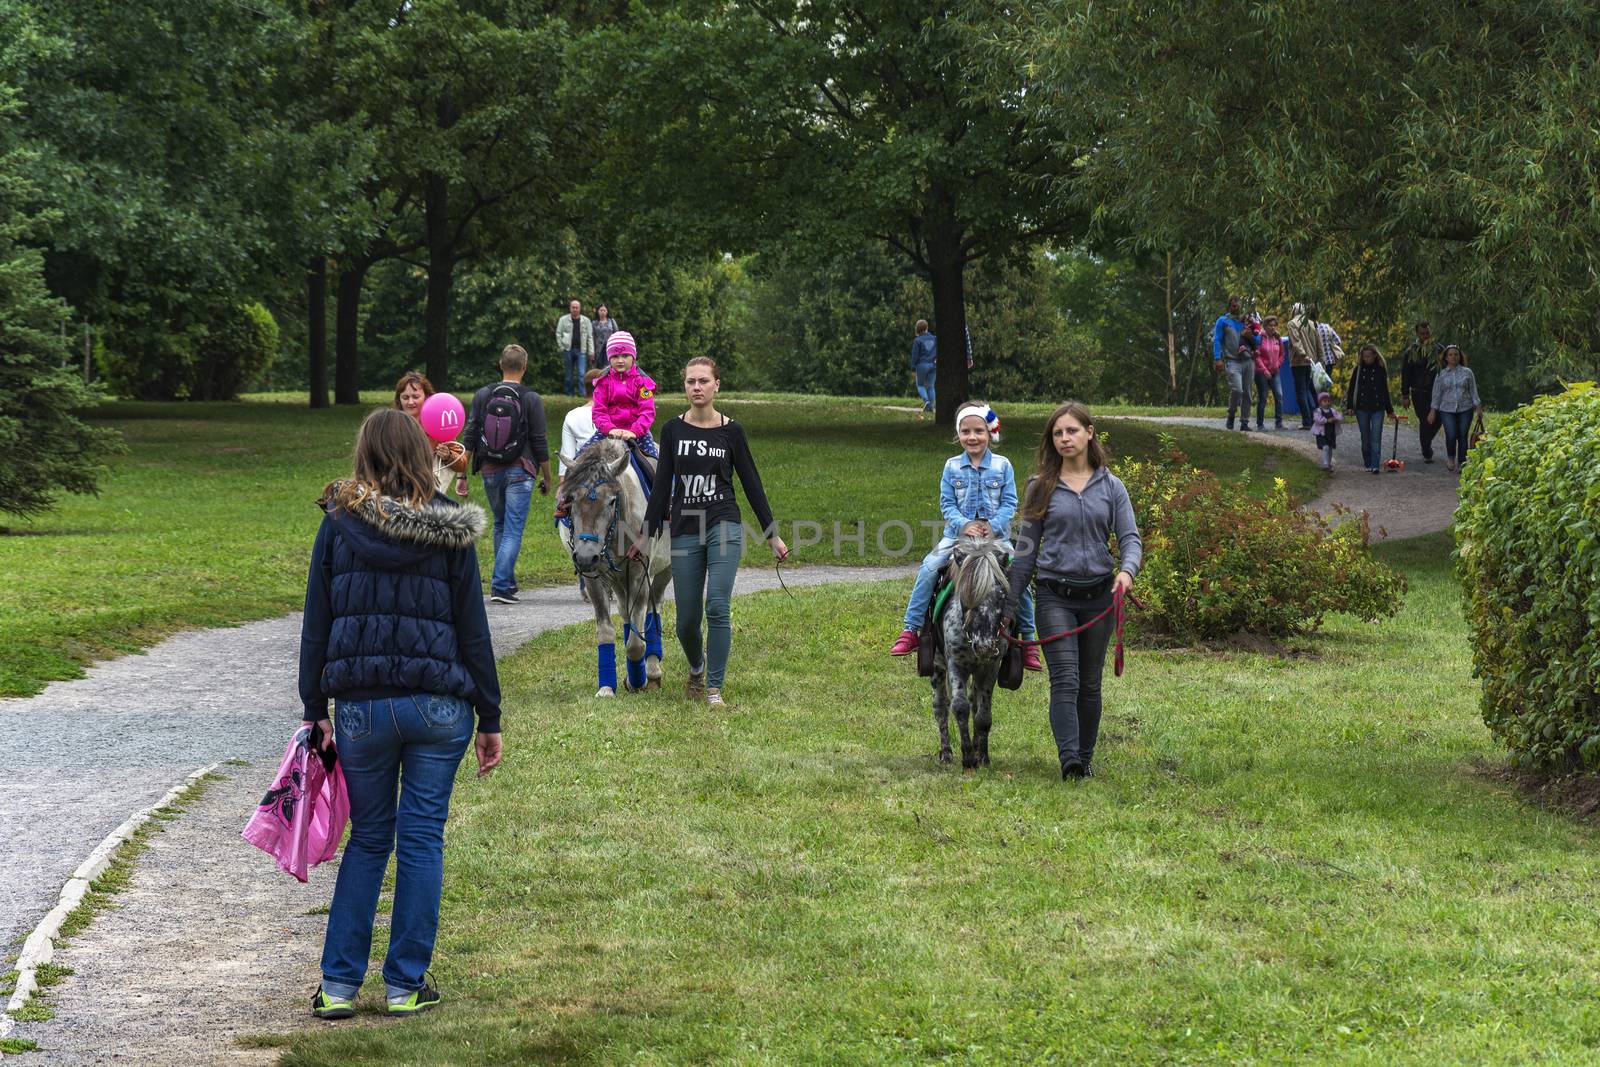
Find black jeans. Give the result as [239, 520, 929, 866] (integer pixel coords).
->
[1034, 582, 1116, 767]
[1409, 392, 1440, 459]
[1292, 365, 1315, 427]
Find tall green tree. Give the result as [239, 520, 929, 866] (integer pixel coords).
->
[582, 0, 1084, 421]
[0, 76, 119, 519]
[990, 0, 1600, 384]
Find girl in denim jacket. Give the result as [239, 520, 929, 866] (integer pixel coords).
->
[890, 404, 1040, 671]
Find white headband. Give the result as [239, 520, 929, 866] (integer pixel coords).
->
[955, 404, 1001, 443]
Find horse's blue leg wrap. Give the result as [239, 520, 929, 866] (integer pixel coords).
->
[622, 622, 647, 690]
[645, 611, 663, 660]
[598, 642, 617, 691]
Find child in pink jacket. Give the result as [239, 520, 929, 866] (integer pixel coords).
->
[588, 330, 658, 458]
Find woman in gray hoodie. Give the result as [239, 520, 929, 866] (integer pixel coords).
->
[1004, 402, 1142, 780]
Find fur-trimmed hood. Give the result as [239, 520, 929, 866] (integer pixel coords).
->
[321, 481, 486, 570]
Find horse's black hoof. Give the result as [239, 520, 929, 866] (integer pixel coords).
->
[937, 750, 953, 765]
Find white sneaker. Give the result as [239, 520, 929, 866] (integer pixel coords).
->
[706, 688, 726, 708]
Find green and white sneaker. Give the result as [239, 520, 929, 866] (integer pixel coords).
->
[387, 984, 442, 1016]
[311, 987, 355, 1020]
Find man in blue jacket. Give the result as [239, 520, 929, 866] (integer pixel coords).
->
[1213, 295, 1253, 432]
[910, 319, 938, 413]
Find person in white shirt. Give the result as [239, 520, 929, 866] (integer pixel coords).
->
[556, 368, 605, 600]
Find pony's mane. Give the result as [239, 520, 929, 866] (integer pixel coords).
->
[951, 536, 1008, 611]
[563, 437, 626, 492]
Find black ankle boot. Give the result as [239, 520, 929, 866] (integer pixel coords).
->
[1061, 758, 1085, 780]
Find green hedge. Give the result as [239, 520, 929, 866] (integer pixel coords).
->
[1117, 440, 1404, 641]
[1455, 383, 1600, 768]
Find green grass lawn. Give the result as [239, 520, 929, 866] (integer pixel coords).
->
[261, 533, 1600, 1065]
[0, 395, 1319, 698]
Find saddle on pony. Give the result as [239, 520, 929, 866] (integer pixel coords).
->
[916, 561, 1024, 690]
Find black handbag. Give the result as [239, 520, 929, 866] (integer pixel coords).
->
[997, 626, 1025, 690]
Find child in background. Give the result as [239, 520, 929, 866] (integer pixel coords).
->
[890, 404, 1041, 672]
[1311, 391, 1342, 471]
[588, 331, 658, 458]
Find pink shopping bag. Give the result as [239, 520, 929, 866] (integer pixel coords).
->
[241, 726, 349, 882]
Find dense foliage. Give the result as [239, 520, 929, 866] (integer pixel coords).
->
[0, 80, 119, 519]
[1116, 441, 1404, 641]
[1455, 384, 1600, 768]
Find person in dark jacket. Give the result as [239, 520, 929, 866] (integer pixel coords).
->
[911, 319, 938, 413]
[1344, 343, 1395, 474]
[1397, 321, 1445, 463]
[300, 408, 503, 1021]
[1002, 402, 1142, 781]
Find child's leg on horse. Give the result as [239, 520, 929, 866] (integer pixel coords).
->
[893, 537, 957, 653]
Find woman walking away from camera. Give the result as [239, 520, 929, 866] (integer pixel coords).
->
[1003, 403, 1141, 781]
[394, 371, 469, 495]
[645, 357, 789, 707]
[1344, 343, 1395, 474]
[300, 409, 503, 1021]
[1429, 344, 1483, 473]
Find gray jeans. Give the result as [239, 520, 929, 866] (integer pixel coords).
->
[1224, 358, 1254, 426]
[1034, 582, 1116, 767]
[669, 521, 744, 689]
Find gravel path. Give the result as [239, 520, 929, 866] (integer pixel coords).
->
[1119, 416, 1461, 540]
[3, 563, 911, 1063]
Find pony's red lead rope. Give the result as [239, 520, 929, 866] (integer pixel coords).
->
[1003, 587, 1144, 677]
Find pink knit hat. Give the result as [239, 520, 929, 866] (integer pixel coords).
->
[606, 331, 637, 358]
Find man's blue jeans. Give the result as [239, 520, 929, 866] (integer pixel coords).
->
[903, 535, 1035, 637]
[321, 694, 474, 999]
[1355, 409, 1386, 470]
[915, 365, 937, 412]
[1292, 365, 1316, 428]
[563, 348, 584, 396]
[482, 466, 533, 595]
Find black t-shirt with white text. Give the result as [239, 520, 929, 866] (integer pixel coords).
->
[644, 415, 775, 540]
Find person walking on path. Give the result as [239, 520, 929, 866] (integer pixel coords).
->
[462, 344, 552, 604]
[556, 299, 594, 397]
[1003, 402, 1142, 780]
[1285, 302, 1319, 429]
[588, 331, 659, 458]
[1429, 344, 1483, 473]
[393, 371, 469, 496]
[591, 305, 619, 374]
[1344, 343, 1395, 474]
[557, 367, 606, 603]
[644, 357, 789, 708]
[1311, 391, 1342, 471]
[1212, 295, 1254, 432]
[1255, 314, 1288, 430]
[1309, 304, 1343, 367]
[299, 408, 503, 1021]
[890, 404, 1042, 671]
[911, 319, 938, 414]
[1398, 321, 1445, 464]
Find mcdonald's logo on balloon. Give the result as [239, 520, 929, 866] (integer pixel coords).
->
[420, 393, 466, 442]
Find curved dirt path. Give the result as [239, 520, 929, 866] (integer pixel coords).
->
[4, 564, 911, 1064]
[1120, 416, 1460, 540]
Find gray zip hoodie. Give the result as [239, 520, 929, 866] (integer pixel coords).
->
[1006, 466, 1143, 619]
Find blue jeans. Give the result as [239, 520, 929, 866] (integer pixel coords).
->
[915, 365, 936, 411]
[670, 521, 743, 689]
[1254, 370, 1282, 426]
[482, 466, 533, 595]
[563, 349, 584, 396]
[1291, 365, 1315, 427]
[903, 536, 1035, 637]
[321, 694, 474, 998]
[1439, 409, 1473, 466]
[1355, 409, 1386, 470]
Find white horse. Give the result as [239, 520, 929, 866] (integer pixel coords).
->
[556, 439, 673, 696]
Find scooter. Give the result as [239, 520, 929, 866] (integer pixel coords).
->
[1384, 413, 1408, 472]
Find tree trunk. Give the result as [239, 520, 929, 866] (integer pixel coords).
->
[422, 171, 453, 389]
[334, 260, 367, 405]
[307, 257, 328, 409]
[926, 216, 970, 425]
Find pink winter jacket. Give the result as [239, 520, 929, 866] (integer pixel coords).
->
[591, 365, 657, 437]
[1254, 334, 1286, 377]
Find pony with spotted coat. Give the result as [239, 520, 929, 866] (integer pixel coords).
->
[555, 439, 672, 695]
[932, 535, 1011, 768]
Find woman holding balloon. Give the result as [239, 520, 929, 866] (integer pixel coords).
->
[393, 371, 469, 496]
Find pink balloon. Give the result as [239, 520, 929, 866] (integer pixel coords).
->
[419, 392, 466, 442]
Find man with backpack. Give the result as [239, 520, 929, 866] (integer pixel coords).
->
[462, 344, 552, 604]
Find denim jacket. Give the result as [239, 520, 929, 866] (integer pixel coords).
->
[940, 450, 1017, 540]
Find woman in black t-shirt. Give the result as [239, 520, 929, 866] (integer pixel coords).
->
[645, 357, 789, 707]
